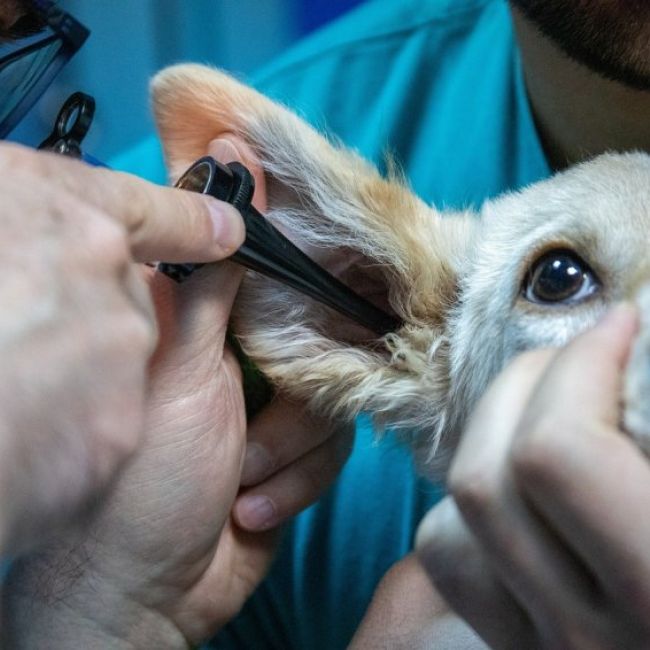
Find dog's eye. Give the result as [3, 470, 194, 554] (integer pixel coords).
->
[524, 249, 600, 304]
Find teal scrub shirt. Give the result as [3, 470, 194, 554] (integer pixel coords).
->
[112, 1, 550, 647]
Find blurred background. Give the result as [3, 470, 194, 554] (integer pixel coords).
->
[9, 0, 365, 161]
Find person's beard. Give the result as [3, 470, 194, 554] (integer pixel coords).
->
[0, 0, 43, 40]
[509, 0, 650, 91]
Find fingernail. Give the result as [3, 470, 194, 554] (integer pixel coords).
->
[208, 200, 245, 254]
[241, 442, 273, 486]
[235, 495, 277, 531]
[205, 138, 245, 255]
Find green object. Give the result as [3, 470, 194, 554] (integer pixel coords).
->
[227, 332, 275, 419]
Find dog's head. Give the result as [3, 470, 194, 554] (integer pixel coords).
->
[152, 64, 650, 472]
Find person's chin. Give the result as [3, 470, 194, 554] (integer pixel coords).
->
[509, 0, 650, 91]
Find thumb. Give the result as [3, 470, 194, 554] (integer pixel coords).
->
[531, 302, 638, 428]
[150, 138, 254, 367]
[150, 260, 244, 369]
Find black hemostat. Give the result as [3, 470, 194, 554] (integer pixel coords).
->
[158, 156, 401, 336]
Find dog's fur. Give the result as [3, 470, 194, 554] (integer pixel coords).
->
[151, 64, 650, 471]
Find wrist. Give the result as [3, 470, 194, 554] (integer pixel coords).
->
[2, 552, 189, 649]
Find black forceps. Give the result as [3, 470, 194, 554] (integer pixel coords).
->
[36, 96, 398, 336]
[158, 157, 401, 336]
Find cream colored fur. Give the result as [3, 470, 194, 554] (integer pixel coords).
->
[151, 64, 650, 472]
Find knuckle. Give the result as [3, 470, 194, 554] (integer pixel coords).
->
[510, 415, 567, 486]
[115, 172, 152, 237]
[95, 359, 147, 450]
[104, 419, 141, 465]
[91, 308, 155, 373]
[117, 308, 157, 355]
[135, 300, 159, 354]
[0, 142, 39, 173]
[85, 214, 130, 270]
[448, 463, 496, 518]
[416, 500, 472, 584]
[101, 423, 141, 475]
[416, 501, 452, 550]
[87, 401, 143, 481]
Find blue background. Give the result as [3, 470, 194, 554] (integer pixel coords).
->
[9, 0, 364, 161]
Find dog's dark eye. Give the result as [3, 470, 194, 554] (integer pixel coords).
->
[524, 249, 600, 304]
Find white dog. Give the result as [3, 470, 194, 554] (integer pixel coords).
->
[151, 64, 650, 471]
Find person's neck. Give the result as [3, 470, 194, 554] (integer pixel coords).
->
[511, 7, 650, 170]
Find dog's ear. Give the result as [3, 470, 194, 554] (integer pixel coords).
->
[151, 64, 476, 456]
[151, 64, 470, 320]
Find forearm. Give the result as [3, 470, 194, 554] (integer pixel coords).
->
[1, 555, 189, 649]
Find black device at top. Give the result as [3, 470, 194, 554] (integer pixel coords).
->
[0, 0, 90, 139]
[158, 156, 401, 337]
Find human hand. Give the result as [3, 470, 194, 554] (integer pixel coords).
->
[2, 254, 256, 648]
[349, 553, 487, 650]
[232, 396, 353, 532]
[416, 304, 650, 649]
[2, 136, 350, 647]
[0, 142, 244, 555]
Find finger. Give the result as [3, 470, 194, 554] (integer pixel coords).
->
[349, 554, 486, 650]
[521, 427, 650, 623]
[416, 497, 536, 650]
[175, 522, 279, 638]
[450, 347, 557, 489]
[150, 260, 245, 374]
[240, 398, 347, 486]
[120, 262, 159, 352]
[233, 428, 353, 531]
[512, 305, 650, 616]
[2, 143, 245, 263]
[150, 137, 263, 357]
[449, 349, 600, 637]
[515, 302, 638, 436]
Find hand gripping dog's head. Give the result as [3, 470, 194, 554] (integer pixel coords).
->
[151, 64, 650, 473]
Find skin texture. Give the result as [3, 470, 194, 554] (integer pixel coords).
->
[4, 2, 650, 648]
[1, 137, 352, 647]
[146, 64, 650, 650]
[354, 306, 650, 649]
[349, 554, 487, 650]
[0, 141, 245, 556]
[353, 5, 650, 650]
[416, 306, 650, 649]
[510, 6, 650, 169]
[509, 0, 650, 90]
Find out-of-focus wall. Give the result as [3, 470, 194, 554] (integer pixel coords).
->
[9, 0, 364, 160]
